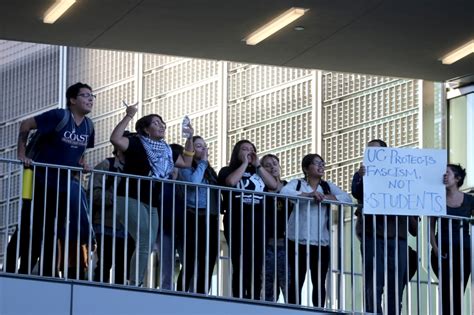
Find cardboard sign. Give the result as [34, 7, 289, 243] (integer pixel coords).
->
[363, 147, 447, 216]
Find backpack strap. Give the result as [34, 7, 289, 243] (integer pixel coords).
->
[296, 179, 302, 191]
[55, 109, 71, 132]
[320, 180, 331, 195]
[84, 116, 94, 137]
[55, 109, 94, 138]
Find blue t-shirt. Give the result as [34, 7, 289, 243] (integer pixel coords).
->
[34, 109, 94, 187]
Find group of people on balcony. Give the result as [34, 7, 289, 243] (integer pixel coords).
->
[5, 82, 474, 314]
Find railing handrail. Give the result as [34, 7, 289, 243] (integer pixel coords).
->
[3, 157, 472, 221]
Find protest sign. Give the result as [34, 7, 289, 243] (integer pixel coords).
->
[363, 147, 446, 216]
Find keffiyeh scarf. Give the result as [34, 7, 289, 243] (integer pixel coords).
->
[139, 135, 174, 179]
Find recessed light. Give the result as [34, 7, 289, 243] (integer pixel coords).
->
[294, 26, 305, 31]
[441, 39, 474, 65]
[245, 7, 308, 45]
[43, 0, 76, 24]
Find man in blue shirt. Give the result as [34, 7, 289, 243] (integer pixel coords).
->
[7, 82, 95, 278]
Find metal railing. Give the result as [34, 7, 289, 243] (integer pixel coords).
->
[0, 157, 473, 314]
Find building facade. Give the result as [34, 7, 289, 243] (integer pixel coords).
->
[0, 40, 438, 265]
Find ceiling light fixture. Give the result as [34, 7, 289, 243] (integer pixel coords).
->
[43, 0, 76, 24]
[245, 7, 308, 45]
[441, 40, 474, 65]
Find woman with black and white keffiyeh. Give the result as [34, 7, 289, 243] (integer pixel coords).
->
[111, 104, 194, 287]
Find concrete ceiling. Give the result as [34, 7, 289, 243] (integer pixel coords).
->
[1, 0, 474, 82]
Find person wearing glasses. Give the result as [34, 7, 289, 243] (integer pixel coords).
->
[8, 82, 96, 277]
[110, 107, 194, 287]
[281, 153, 351, 307]
[430, 164, 474, 315]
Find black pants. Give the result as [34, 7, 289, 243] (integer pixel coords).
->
[287, 240, 330, 307]
[6, 183, 66, 277]
[6, 178, 92, 278]
[177, 211, 219, 294]
[431, 245, 471, 315]
[6, 200, 34, 273]
[223, 208, 264, 300]
[93, 234, 135, 284]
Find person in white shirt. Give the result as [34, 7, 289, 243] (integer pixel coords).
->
[281, 153, 351, 307]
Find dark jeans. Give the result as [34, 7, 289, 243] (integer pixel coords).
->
[362, 235, 408, 315]
[264, 238, 291, 302]
[224, 208, 264, 300]
[177, 211, 219, 294]
[93, 234, 135, 284]
[287, 240, 330, 307]
[431, 244, 471, 315]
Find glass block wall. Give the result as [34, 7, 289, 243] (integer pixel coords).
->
[0, 41, 62, 257]
[0, 40, 425, 263]
[321, 72, 422, 192]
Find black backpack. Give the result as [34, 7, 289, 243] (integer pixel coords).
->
[25, 109, 94, 160]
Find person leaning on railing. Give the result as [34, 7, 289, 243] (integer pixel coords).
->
[110, 105, 194, 287]
[282, 153, 352, 308]
[91, 135, 135, 285]
[260, 154, 290, 303]
[7, 82, 95, 278]
[218, 140, 278, 300]
[430, 163, 474, 315]
[176, 135, 220, 294]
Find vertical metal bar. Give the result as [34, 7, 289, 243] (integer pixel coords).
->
[394, 217, 399, 315]
[50, 168, 58, 277]
[216, 188, 222, 296]
[382, 215, 388, 315]
[448, 219, 453, 315]
[87, 172, 94, 281]
[295, 199, 300, 304]
[305, 198, 310, 307]
[159, 181, 164, 288]
[273, 195, 277, 302]
[228, 191, 232, 297]
[111, 175, 118, 284]
[193, 184, 199, 293]
[39, 167, 50, 276]
[147, 179, 153, 288]
[239, 191, 243, 299]
[99, 173, 106, 282]
[470, 220, 474, 315]
[64, 169, 72, 280]
[284, 197, 289, 304]
[338, 204, 345, 311]
[182, 183, 188, 291]
[437, 217, 442, 313]
[75, 173, 82, 280]
[204, 185, 211, 295]
[3, 162, 13, 273]
[171, 181, 176, 291]
[15, 166, 27, 274]
[315, 201, 320, 308]
[371, 214, 377, 313]
[459, 219, 465, 315]
[135, 179, 141, 286]
[428, 217, 433, 315]
[350, 204, 355, 313]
